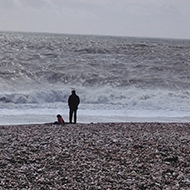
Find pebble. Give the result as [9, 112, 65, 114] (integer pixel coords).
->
[0, 122, 190, 189]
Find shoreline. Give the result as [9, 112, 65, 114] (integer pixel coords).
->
[1, 120, 190, 127]
[1, 116, 190, 126]
[0, 122, 190, 189]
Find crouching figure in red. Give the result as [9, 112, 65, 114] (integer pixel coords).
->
[54, 114, 64, 125]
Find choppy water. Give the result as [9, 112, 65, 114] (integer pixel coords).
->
[0, 31, 190, 124]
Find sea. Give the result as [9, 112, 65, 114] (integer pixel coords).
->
[0, 31, 190, 125]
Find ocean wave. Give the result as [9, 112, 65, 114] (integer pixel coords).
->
[1, 32, 190, 117]
[1, 87, 190, 114]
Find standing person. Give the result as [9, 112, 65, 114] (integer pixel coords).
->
[68, 90, 80, 124]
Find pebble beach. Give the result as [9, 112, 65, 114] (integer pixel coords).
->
[0, 122, 190, 190]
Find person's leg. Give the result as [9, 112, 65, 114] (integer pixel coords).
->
[74, 110, 77, 124]
[69, 109, 73, 123]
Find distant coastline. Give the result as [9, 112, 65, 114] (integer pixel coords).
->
[1, 30, 190, 41]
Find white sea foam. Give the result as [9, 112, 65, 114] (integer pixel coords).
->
[1, 85, 190, 124]
[1, 107, 190, 125]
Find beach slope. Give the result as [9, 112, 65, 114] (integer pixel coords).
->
[0, 122, 190, 189]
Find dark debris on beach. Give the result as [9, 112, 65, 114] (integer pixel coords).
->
[0, 122, 190, 190]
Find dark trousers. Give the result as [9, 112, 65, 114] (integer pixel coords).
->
[69, 109, 77, 123]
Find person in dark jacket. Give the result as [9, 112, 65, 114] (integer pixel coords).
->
[68, 90, 80, 124]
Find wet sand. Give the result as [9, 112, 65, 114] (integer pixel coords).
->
[0, 122, 190, 189]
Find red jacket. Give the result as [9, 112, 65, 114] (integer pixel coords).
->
[58, 116, 64, 125]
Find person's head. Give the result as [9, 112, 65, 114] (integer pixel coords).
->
[57, 114, 61, 118]
[72, 90, 76, 95]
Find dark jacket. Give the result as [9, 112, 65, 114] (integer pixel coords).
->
[68, 91, 80, 110]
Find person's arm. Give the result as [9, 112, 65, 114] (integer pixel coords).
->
[68, 96, 71, 107]
[78, 96, 80, 106]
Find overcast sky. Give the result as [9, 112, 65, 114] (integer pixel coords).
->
[0, 0, 190, 39]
